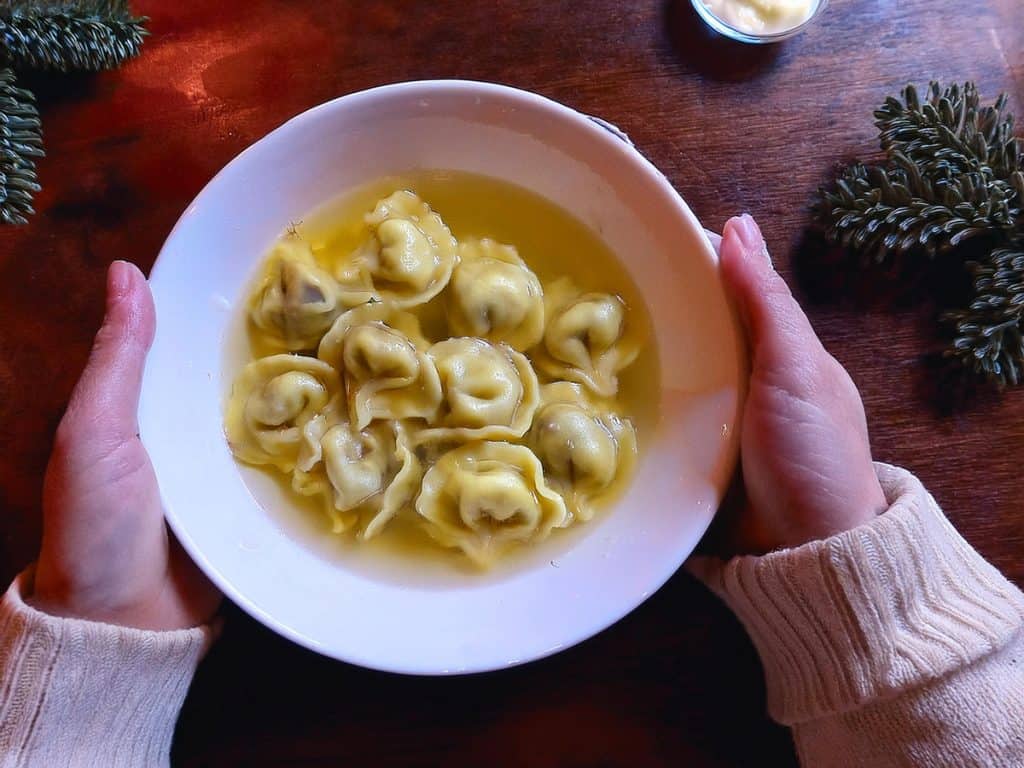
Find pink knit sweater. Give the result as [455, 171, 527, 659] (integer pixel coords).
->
[2, 464, 1022, 767]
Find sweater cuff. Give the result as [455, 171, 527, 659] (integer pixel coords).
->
[690, 463, 1024, 725]
[0, 569, 215, 767]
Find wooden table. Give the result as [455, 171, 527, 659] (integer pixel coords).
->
[1, 1, 1022, 765]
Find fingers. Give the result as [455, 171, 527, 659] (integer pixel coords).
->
[58, 262, 156, 452]
[719, 215, 824, 365]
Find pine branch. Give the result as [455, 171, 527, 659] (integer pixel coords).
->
[0, 65, 43, 225]
[945, 243, 1024, 386]
[1, 1, 138, 19]
[1, 0, 148, 72]
[817, 157, 1019, 262]
[817, 83, 1023, 265]
[876, 82, 1021, 182]
[814, 82, 1024, 388]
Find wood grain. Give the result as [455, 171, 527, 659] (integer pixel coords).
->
[1, 1, 1022, 765]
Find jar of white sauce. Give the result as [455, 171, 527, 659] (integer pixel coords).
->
[693, 0, 826, 42]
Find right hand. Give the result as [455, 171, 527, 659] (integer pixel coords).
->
[713, 215, 888, 555]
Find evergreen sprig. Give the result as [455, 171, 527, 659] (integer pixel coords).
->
[946, 243, 1024, 386]
[815, 82, 1024, 387]
[0, 1, 146, 224]
[1, 0, 147, 72]
[0, 65, 43, 225]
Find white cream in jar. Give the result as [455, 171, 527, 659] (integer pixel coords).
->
[701, 0, 816, 35]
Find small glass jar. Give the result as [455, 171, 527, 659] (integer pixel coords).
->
[690, 0, 829, 44]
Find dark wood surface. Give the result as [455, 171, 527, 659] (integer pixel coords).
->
[2, 1, 1022, 765]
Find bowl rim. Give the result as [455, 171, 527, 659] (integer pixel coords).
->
[150, 79, 739, 674]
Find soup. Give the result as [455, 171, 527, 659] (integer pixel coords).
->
[223, 170, 659, 580]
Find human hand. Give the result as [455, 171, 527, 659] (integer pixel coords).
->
[714, 215, 887, 555]
[29, 261, 221, 630]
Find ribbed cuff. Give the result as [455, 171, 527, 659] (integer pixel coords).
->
[690, 463, 1024, 725]
[0, 570, 214, 768]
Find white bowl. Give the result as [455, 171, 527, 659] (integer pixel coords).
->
[140, 80, 745, 674]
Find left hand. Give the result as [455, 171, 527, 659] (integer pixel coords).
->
[29, 261, 221, 631]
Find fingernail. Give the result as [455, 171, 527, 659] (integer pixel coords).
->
[735, 214, 773, 267]
[733, 214, 761, 249]
[108, 261, 131, 305]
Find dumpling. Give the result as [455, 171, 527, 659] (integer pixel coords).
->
[224, 355, 341, 472]
[529, 382, 637, 521]
[249, 235, 344, 351]
[415, 337, 540, 443]
[532, 277, 639, 397]
[415, 442, 569, 566]
[446, 238, 544, 350]
[336, 191, 458, 308]
[323, 421, 421, 539]
[318, 302, 443, 430]
[293, 416, 421, 538]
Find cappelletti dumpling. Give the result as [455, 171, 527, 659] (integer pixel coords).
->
[224, 355, 341, 472]
[415, 442, 569, 566]
[249, 236, 344, 352]
[529, 382, 637, 521]
[415, 337, 540, 443]
[336, 191, 458, 308]
[318, 302, 443, 430]
[532, 277, 639, 397]
[446, 238, 544, 351]
[293, 415, 421, 538]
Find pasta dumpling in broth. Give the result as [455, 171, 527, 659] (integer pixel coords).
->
[318, 303, 442, 430]
[415, 442, 569, 567]
[529, 382, 637, 521]
[416, 337, 540, 443]
[249, 236, 344, 352]
[293, 416, 422, 538]
[336, 191, 458, 308]
[224, 355, 341, 472]
[446, 238, 544, 351]
[533, 278, 639, 397]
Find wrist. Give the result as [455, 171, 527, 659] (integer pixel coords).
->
[787, 471, 888, 548]
[740, 458, 888, 555]
[28, 561, 154, 628]
[29, 557, 219, 631]
[28, 572, 125, 624]
[27, 588, 198, 631]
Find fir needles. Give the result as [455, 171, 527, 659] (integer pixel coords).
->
[0, 66, 42, 224]
[2, 0, 147, 71]
[0, 0, 147, 224]
[815, 82, 1024, 387]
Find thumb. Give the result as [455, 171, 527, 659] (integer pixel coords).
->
[58, 261, 156, 453]
[719, 215, 824, 366]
